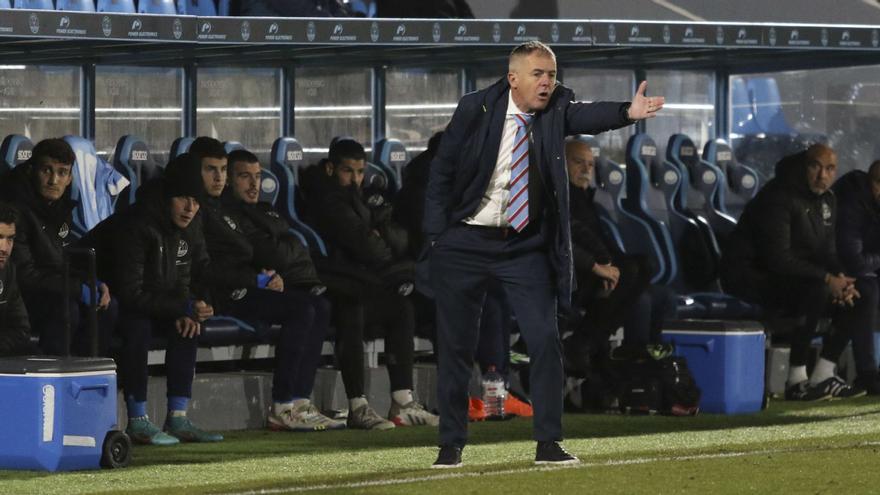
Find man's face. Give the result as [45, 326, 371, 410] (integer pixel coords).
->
[566, 142, 595, 190]
[0, 222, 14, 270]
[169, 196, 199, 229]
[327, 158, 366, 189]
[201, 156, 228, 198]
[34, 159, 73, 202]
[508, 52, 557, 113]
[231, 160, 261, 204]
[805, 150, 837, 195]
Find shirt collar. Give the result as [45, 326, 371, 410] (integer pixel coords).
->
[506, 90, 533, 116]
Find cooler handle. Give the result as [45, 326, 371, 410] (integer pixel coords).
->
[669, 338, 715, 353]
[71, 380, 111, 399]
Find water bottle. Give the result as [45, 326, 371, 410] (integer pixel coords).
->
[481, 366, 506, 419]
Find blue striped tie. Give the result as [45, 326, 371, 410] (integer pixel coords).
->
[506, 113, 533, 232]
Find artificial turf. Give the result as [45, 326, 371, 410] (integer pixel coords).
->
[3, 398, 880, 494]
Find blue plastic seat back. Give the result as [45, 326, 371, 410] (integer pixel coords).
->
[138, 0, 175, 14]
[0, 0, 11, 8]
[56, 0, 94, 10]
[575, 135, 667, 285]
[269, 137, 328, 256]
[14, 0, 54, 9]
[373, 138, 407, 189]
[703, 139, 758, 220]
[0, 134, 34, 173]
[258, 166, 279, 205]
[622, 134, 682, 286]
[96, 0, 134, 12]
[216, 0, 229, 15]
[112, 135, 150, 207]
[169, 136, 193, 159]
[177, 0, 215, 15]
[223, 140, 243, 154]
[667, 134, 736, 238]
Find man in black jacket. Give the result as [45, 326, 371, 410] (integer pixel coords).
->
[306, 138, 438, 430]
[424, 41, 660, 468]
[93, 153, 222, 446]
[189, 138, 343, 432]
[1, 138, 117, 356]
[832, 160, 880, 394]
[564, 139, 675, 372]
[722, 144, 864, 401]
[0, 201, 35, 356]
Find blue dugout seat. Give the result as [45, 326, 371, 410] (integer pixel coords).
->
[0, 134, 33, 173]
[138, 0, 175, 14]
[112, 135, 150, 207]
[666, 134, 737, 240]
[13, 0, 53, 9]
[0, 0, 10, 8]
[216, 0, 228, 15]
[56, 0, 94, 11]
[702, 139, 759, 220]
[170, 136, 193, 158]
[96, 0, 134, 12]
[177, 0, 215, 15]
[373, 138, 407, 187]
[270, 137, 328, 256]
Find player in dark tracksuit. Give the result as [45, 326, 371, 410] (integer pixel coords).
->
[84, 153, 223, 446]
[0, 138, 117, 357]
[0, 201, 35, 357]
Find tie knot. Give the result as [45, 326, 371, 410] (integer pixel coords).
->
[514, 113, 533, 128]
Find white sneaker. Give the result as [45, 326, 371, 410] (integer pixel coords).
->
[389, 400, 439, 427]
[347, 403, 396, 430]
[268, 403, 346, 432]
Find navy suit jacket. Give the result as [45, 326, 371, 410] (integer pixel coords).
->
[424, 77, 632, 309]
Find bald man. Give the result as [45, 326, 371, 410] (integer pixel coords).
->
[721, 144, 865, 401]
[832, 159, 880, 395]
[563, 138, 674, 375]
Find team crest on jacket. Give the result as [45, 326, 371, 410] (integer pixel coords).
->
[223, 215, 237, 230]
[821, 201, 832, 225]
[0, 279, 4, 296]
[266, 211, 280, 219]
[231, 288, 247, 300]
[58, 222, 69, 239]
[177, 239, 189, 258]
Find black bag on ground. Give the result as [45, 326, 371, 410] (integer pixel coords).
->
[614, 347, 701, 416]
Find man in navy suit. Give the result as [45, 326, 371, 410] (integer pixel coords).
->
[424, 41, 663, 468]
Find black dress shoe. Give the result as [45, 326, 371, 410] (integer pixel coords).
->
[432, 445, 462, 469]
[535, 441, 579, 465]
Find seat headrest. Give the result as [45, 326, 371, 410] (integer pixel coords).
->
[667, 134, 698, 170]
[223, 141, 244, 154]
[115, 135, 149, 169]
[170, 137, 194, 158]
[374, 138, 408, 170]
[272, 137, 305, 170]
[1, 135, 34, 170]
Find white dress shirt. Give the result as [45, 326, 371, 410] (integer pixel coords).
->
[465, 91, 534, 227]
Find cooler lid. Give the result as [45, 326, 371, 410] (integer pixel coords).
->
[0, 356, 116, 375]
[662, 319, 765, 334]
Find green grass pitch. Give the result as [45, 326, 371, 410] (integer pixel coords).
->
[3, 398, 880, 494]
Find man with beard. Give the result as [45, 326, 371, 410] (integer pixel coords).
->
[0, 201, 34, 356]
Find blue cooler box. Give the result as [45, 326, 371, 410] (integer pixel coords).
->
[0, 356, 127, 471]
[662, 320, 765, 414]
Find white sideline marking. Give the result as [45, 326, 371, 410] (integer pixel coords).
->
[222, 445, 857, 495]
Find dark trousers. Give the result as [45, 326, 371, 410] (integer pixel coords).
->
[431, 224, 562, 448]
[119, 312, 199, 402]
[332, 288, 415, 399]
[29, 292, 118, 357]
[476, 281, 512, 376]
[836, 276, 879, 377]
[227, 288, 330, 402]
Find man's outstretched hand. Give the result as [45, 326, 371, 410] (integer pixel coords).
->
[627, 81, 665, 120]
